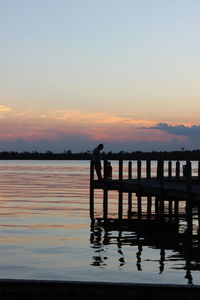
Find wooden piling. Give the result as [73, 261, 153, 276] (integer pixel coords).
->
[186, 161, 192, 236]
[128, 195, 132, 218]
[155, 197, 159, 220]
[137, 195, 142, 219]
[90, 161, 94, 219]
[104, 160, 108, 180]
[128, 161, 132, 218]
[198, 205, 200, 239]
[146, 160, 151, 179]
[118, 191, 123, 220]
[168, 200, 172, 222]
[157, 161, 164, 220]
[176, 161, 180, 181]
[137, 160, 142, 219]
[198, 161, 200, 179]
[119, 160, 123, 181]
[174, 200, 179, 224]
[103, 160, 108, 219]
[147, 196, 152, 220]
[118, 160, 123, 219]
[168, 161, 172, 179]
[128, 161, 132, 180]
[103, 189, 108, 219]
[137, 160, 141, 182]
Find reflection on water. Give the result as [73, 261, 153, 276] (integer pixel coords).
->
[0, 160, 199, 284]
[0, 160, 91, 281]
[90, 218, 200, 285]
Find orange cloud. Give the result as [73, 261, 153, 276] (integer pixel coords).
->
[39, 109, 154, 127]
[0, 105, 12, 112]
[15, 110, 32, 117]
[0, 107, 190, 145]
[0, 105, 12, 119]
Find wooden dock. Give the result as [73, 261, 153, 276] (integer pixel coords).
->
[90, 160, 200, 237]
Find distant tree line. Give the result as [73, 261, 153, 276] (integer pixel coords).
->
[0, 149, 200, 160]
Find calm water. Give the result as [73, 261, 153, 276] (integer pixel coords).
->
[0, 160, 199, 285]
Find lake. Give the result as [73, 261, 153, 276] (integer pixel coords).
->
[0, 160, 199, 285]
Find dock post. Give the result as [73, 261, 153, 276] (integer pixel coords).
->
[128, 161, 132, 218]
[118, 160, 123, 220]
[103, 160, 108, 219]
[147, 196, 152, 220]
[174, 200, 179, 224]
[146, 160, 151, 179]
[137, 160, 142, 219]
[157, 160, 164, 221]
[198, 205, 200, 240]
[198, 161, 200, 179]
[118, 191, 123, 220]
[103, 159, 108, 180]
[137, 160, 141, 182]
[137, 195, 142, 219]
[128, 161, 132, 180]
[186, 161, 193, 237]
[155, 197, 159, 220]
[90, 161, 94, 219]
[146, 160, 152, 219]
[119, 160, 123, 181]
[168, 200, 172, 222]
[168, 161, 172, 179]
[176, 161, 180, 181]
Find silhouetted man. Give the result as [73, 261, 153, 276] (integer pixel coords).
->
[92, 144, 104, 180]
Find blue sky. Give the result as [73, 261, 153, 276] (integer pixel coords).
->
[0, 0, 200, 152]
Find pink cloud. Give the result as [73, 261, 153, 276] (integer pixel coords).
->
[0, 108, 194, 151]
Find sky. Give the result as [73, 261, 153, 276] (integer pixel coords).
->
[1, 0, 200, 152]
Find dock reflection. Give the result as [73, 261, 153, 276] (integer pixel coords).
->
[90, 217, 200, 285]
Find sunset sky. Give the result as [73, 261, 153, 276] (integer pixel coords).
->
[1, 0, 200, 152]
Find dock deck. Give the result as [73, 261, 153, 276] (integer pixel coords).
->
[93, 177, 200, 201]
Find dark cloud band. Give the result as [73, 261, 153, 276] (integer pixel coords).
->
[142, 123, 200, 136]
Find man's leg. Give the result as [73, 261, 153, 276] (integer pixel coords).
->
[95, 165, 103, 180]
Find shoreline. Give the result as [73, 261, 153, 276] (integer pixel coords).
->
[0, 279, 200, 299]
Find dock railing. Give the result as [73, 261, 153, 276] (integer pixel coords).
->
[90, 159, 199, 183]
[90, 160, 200, 228]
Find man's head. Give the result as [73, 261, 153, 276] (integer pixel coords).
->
[98, 144, 104, 150]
